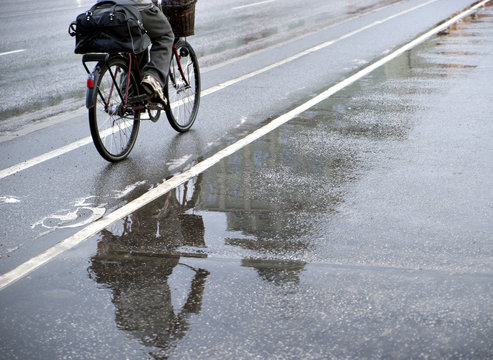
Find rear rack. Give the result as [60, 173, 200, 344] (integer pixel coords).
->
[82, 53, 110, 73]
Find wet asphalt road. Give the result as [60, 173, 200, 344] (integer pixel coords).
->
[1, 0, 493, 358]
[0, 0, 403, 126]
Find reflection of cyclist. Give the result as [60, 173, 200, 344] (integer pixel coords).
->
[89, 185, 208, 356]
[97, 0, 174, 104]
[90, 255, 208, 356]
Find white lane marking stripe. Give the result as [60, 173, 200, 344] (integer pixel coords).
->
[204, 0, 441, 97]
[0, 49, 26, 57]
[0, 137, 93, 180]
[0, 0, 439, 180]
[232, 0, 277, 10]
[0, 5, 87, 19]
[0, 0, 488, 292]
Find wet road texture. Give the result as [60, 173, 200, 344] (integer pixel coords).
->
[1, 3, 493, 360]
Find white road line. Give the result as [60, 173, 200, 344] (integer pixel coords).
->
[0, 5, 89, 19]
[0, 137, 93, 180]
[203, 0, 409, 73]
[0, 49, 25, 57]
[203, 0, 440, 97]
[0, 0, 489, 292]
[0, 0, 440, 180]
[232, 0, 277, 10]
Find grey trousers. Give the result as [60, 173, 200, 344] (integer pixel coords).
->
[139, 5, 175, 88]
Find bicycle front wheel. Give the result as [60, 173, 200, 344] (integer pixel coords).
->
[165, 40, 201, 132]
[89, 57, 140, 162]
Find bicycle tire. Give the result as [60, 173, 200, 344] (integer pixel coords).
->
[165, 40, 201, 132]
[89, 57, 140, 162]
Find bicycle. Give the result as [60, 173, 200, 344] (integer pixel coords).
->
[77, 37, 201, 162]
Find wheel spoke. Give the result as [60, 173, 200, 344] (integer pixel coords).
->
[166, 41, 200, 132]
[89, 59, 140, 162]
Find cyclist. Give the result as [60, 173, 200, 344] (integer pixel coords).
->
[97, 0, 174, 104]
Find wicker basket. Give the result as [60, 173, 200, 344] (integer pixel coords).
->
[161, 0, 197, 37]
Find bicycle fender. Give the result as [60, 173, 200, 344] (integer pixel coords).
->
[86, 76, 95, 109]
[82, 54, 110, 109]
[86, 68, 101, 109]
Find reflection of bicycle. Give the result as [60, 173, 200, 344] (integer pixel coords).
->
[73, 37, 201, 162]
[97, 174, 204, 255]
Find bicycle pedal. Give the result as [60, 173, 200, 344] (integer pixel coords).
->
[147, 103, 164, 111]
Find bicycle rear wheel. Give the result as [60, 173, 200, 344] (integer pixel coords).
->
[165, 40, 201, 132]
[89, 57, 140, 162]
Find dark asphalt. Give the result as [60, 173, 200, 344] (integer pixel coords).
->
[1, 1, 492, 359]
[0, 0, 401, 125]
[0, 0, 477, 274]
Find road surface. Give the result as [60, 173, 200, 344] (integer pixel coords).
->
[0, 0, 492, 358]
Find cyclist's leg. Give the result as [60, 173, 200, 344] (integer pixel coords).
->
[139, 5, 174, 89]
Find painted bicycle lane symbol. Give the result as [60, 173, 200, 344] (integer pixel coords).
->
[31, 197, 106, 235]
[30, 180, 150, 236]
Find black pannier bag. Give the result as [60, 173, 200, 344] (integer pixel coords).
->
[69, 0, 151, 54]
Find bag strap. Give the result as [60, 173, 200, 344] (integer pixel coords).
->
[86, 1, 118, 20]
[91, 0, 117, 9]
